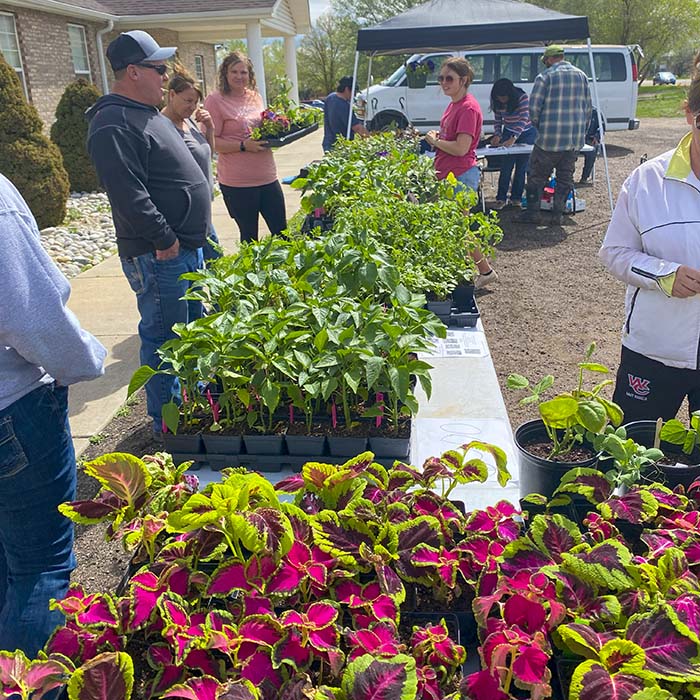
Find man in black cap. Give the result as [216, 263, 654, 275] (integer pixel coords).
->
[87, 30, 211, 437]
[322, 76, 369, 152]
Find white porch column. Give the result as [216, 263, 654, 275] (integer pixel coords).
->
[246, 21, 267, 103]
[284, 35, 299, 103]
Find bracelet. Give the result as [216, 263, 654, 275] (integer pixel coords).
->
[239, 140, 246, 152]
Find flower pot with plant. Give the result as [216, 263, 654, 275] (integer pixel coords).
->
[508, 343, 624, 500]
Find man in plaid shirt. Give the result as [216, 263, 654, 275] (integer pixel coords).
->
[521, 45, 592, 225]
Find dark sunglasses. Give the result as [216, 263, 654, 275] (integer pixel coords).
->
[135, 63, 168, 75]
[694, 112, 700, 129]
[437, 74, 455, 83]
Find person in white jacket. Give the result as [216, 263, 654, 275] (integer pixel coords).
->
[600, 55, 700, 422]
[0, 173, 106, 656]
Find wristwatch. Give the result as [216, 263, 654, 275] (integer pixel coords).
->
[239, 140, 246, 152]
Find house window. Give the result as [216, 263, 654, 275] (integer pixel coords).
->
[0, 13, 27, 97]
[67, 24, 91, 80]
[194, 54, 206, 93]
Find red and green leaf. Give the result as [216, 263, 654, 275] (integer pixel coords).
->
[340, 653, 417, 700]
[66, 652, 133, 700]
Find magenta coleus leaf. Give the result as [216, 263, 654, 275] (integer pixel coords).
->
[503, 594, 547, 634]
[670, 593, 700, 637]
[512, 644, 550, 685]
[161, 675, 221, 700]
[347, 623, 402, 660]
[528, 513, 581, 563]
[461, 669, 509, 700]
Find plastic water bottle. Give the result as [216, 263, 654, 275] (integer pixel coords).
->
[566, 190, 574, 213]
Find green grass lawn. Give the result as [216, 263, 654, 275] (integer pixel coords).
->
[637, 84, 686, 118]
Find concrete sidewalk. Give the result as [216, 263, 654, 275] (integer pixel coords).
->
[67, 128, 324, 456]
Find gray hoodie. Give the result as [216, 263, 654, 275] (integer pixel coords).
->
[0, 174, 106, 411]
[87, 94, 210, 258]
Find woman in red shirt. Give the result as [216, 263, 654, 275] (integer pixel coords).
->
[426, 58, 497, 288]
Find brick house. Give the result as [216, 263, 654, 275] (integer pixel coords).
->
[0, 0, 310, 127]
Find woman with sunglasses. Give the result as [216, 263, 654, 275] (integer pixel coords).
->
[600, 50, 700, 423]
[489, 78, 537, 210]
[162, 66, 221, 261]
[425, 57, 497, 288]
[204, 51, 286, 243]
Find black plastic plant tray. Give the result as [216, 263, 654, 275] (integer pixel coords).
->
[263, 122, 319, 148]
[170, 452, 405, 473]
[448, 297, 480, 328]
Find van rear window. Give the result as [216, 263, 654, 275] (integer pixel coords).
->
[566, 52, 627, 82]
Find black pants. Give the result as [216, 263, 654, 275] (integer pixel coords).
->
[220, 180, 287, 244]
[613, 345, 700, 422]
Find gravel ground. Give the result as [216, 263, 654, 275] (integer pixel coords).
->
[70, 118, 690, 593]
[41, 192, 116, 278]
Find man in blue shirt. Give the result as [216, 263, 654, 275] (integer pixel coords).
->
[521, 45, 592, 225]
[322, 76, 369, 152]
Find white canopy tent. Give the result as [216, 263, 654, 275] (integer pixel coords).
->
[347, 0, 614, 213]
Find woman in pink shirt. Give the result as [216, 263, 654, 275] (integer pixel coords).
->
[425, 57, 497, 288]
[204, 52, 286, 243]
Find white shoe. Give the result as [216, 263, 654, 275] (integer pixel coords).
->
[491, 199, 508, 210]
[474, 269, 499, 289]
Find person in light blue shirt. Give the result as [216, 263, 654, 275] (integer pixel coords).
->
[322, 76, 369, 152]
[0, 172, 106, 656]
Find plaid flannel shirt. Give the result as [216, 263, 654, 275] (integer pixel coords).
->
[529, 60, 592, 152]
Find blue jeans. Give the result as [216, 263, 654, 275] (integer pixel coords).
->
[455, 165, 481, 192]
[121, 248, 204, 431]
[496, 126, 538, 202]
[0, 383, 75, 657]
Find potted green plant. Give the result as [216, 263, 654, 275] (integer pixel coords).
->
[507, 342, 624, 500]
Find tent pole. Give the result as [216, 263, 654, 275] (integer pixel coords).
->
[364, 53, 374, 127]
[587, 37, 614, 214]
[347, 52, 360, 140]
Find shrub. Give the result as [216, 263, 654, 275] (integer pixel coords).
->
[0, 54, 69, 228]
[51, 79, 101, 193]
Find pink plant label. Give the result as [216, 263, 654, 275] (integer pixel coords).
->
[331, 403, 337, 429]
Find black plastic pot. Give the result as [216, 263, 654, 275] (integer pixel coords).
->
[368, 436, 410, 459]
[243, 434, 285, 455]
[285, 435, 327, 456]
[327, 436, 368, 457]
[425, 300, 453, 318]
[451, 283, 475, 312]
[202, 434, 243, 455]
[552, 657, 581, 700]
[163, 433, 203, 454]
[515, 419, 599, 500]
[623, 420, 700, 489]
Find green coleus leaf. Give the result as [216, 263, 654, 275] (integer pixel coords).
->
[557, 622, 606, 659]
[67, 652, 134, 700]
[560, 540, 634, 591]
[629, 688, 679, 700]
[529, 513, 581, 563]
[341, 653, 417, 700]
[568, 659, 646, 700]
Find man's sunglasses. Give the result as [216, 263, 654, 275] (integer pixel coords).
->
[437, 74, 455, 83]
[135, 63, 168, 75]
[694, 112, 700, 130]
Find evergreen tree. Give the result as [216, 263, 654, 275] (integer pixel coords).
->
[0, 54, 69, 228]
[51, 79, 101, 193]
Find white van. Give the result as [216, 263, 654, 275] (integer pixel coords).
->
[355, 45, 640, 134]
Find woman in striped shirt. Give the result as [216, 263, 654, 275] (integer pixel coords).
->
[489, 79, 538, 209]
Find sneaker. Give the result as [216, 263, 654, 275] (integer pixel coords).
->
[491, 199, 508, 210]
[474, 269, 499, 289]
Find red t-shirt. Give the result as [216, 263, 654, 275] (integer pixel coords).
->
[434, 93, 483, 180]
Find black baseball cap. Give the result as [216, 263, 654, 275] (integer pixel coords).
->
[107, 30, 176, 71]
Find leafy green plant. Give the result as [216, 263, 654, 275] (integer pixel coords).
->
[507, 342, 624, 459]
[660, 411, 700, 456]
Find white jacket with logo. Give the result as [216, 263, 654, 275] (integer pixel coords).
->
[600, 132, 700, 370]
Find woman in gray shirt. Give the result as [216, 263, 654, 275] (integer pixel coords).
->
[162, 68, 221, 260]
